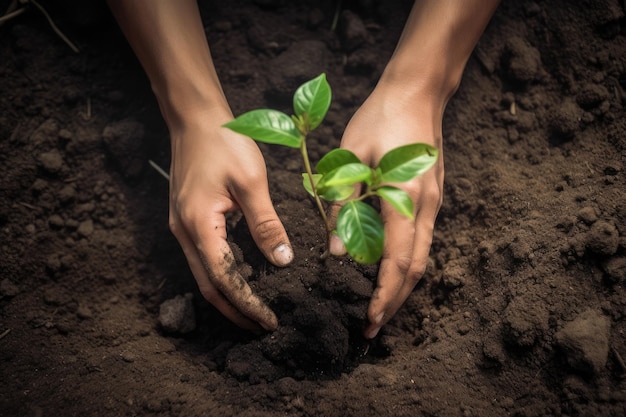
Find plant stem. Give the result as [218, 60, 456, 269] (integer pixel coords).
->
[300, 137, 332, 257]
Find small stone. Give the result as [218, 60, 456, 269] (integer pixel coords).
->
[48, 215, 65, 229]
[556, 309, 610, 375]
[120, 351, 136, 363]
[77, 219, 94, 237]
[38, 150, 64, 174]
[65, 219, 79, 229]
[158, 293, 196, 333]
[58, 185, 76, 203]
[76, 304, 93, 319]
[58, 129, 73, 141]
[31, 178, 48, 192]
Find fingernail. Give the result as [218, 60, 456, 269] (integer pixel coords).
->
[374, 312, 385, 325]
[365, 326, 381, 339]
[329, 235, 346, 256]
[273, 244, 293, 266]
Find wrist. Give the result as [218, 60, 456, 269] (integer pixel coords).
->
[153, 73, 232, 135]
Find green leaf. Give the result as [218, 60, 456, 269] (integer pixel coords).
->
[318, 162, 372, 188]
[316, 148, 361, 175]
[320, 185, 355, 201]
[302, 173, 355, 201]
[223, 109, 302, 148]
[378, 143, 438, 183]
[302, 173, 322, 196]
[376, 186, 414, 220]
[293, 73, 332, 131]
[336, 201, 384, 264]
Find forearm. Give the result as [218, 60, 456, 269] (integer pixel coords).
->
[381, 0, 500, 111]
[107, 0, 229, 130]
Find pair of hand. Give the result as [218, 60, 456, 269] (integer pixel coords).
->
[168, 85, 444, 339]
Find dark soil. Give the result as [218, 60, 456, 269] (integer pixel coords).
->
[1, 0, 626, 416]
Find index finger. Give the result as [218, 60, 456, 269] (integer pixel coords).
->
[181, 208, 278, 331]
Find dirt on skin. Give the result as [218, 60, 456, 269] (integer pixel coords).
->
[1, 0, 626, 416]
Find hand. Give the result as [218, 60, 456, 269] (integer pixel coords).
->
[329, 82, 444, 339]
[168, 108, 293, 332]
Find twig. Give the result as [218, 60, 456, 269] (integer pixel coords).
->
[148, 160, 170, 181]
[18, 202, 38, 210]
[0, 6, 25, 24]
[0, 328, 11, 341]
[29, 0, 80, 53]
[330, 0, 343, 32]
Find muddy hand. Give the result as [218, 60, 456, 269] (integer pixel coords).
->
[168, 116, 293, 331]
[108, 0, 294, 331]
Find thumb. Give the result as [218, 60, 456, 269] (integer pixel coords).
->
[327, 202, 347, 256]
[240, 194, 293, 267]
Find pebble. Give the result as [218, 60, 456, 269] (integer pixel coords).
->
[38, 150, 64, 174]
[556, 309, 610, 375]
[76, 304, 93, 319]
[58, 185, 76, 204]
[77, 219, 94, 237]
[158, 293, 196, 333]
[48, 214, 65, 229]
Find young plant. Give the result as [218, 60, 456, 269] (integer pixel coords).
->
[223, 74, 437, 264]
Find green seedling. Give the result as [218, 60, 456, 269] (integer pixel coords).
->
[224, 73, 437, 264]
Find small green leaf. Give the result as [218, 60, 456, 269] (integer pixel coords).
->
[378, 143, 438, 183]
[320, 184, 355, 201]
[319, 162, 372, 188]
[223, 109, 302, 148]
[376, 186, 414, 220]
[302, 173, 322, 196]
[302, 173, 355, 201]
[293, 73, 332, 131]
[336, 201, 384, 264]
[316, 148, 361, 175]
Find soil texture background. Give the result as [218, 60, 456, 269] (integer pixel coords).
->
[1, 0, 626, 416]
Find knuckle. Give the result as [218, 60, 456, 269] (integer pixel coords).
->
[253, 216, 282, 242]
[407, 262, 427, 284]
[392, 254, 413, 276]
[197, 283, 219, 304]
[405, 180, 443, 208]
[168, 214, 183, 237]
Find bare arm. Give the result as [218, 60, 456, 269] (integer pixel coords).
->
[331, 0, 500, 339]
[107, 0, 293, 332]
